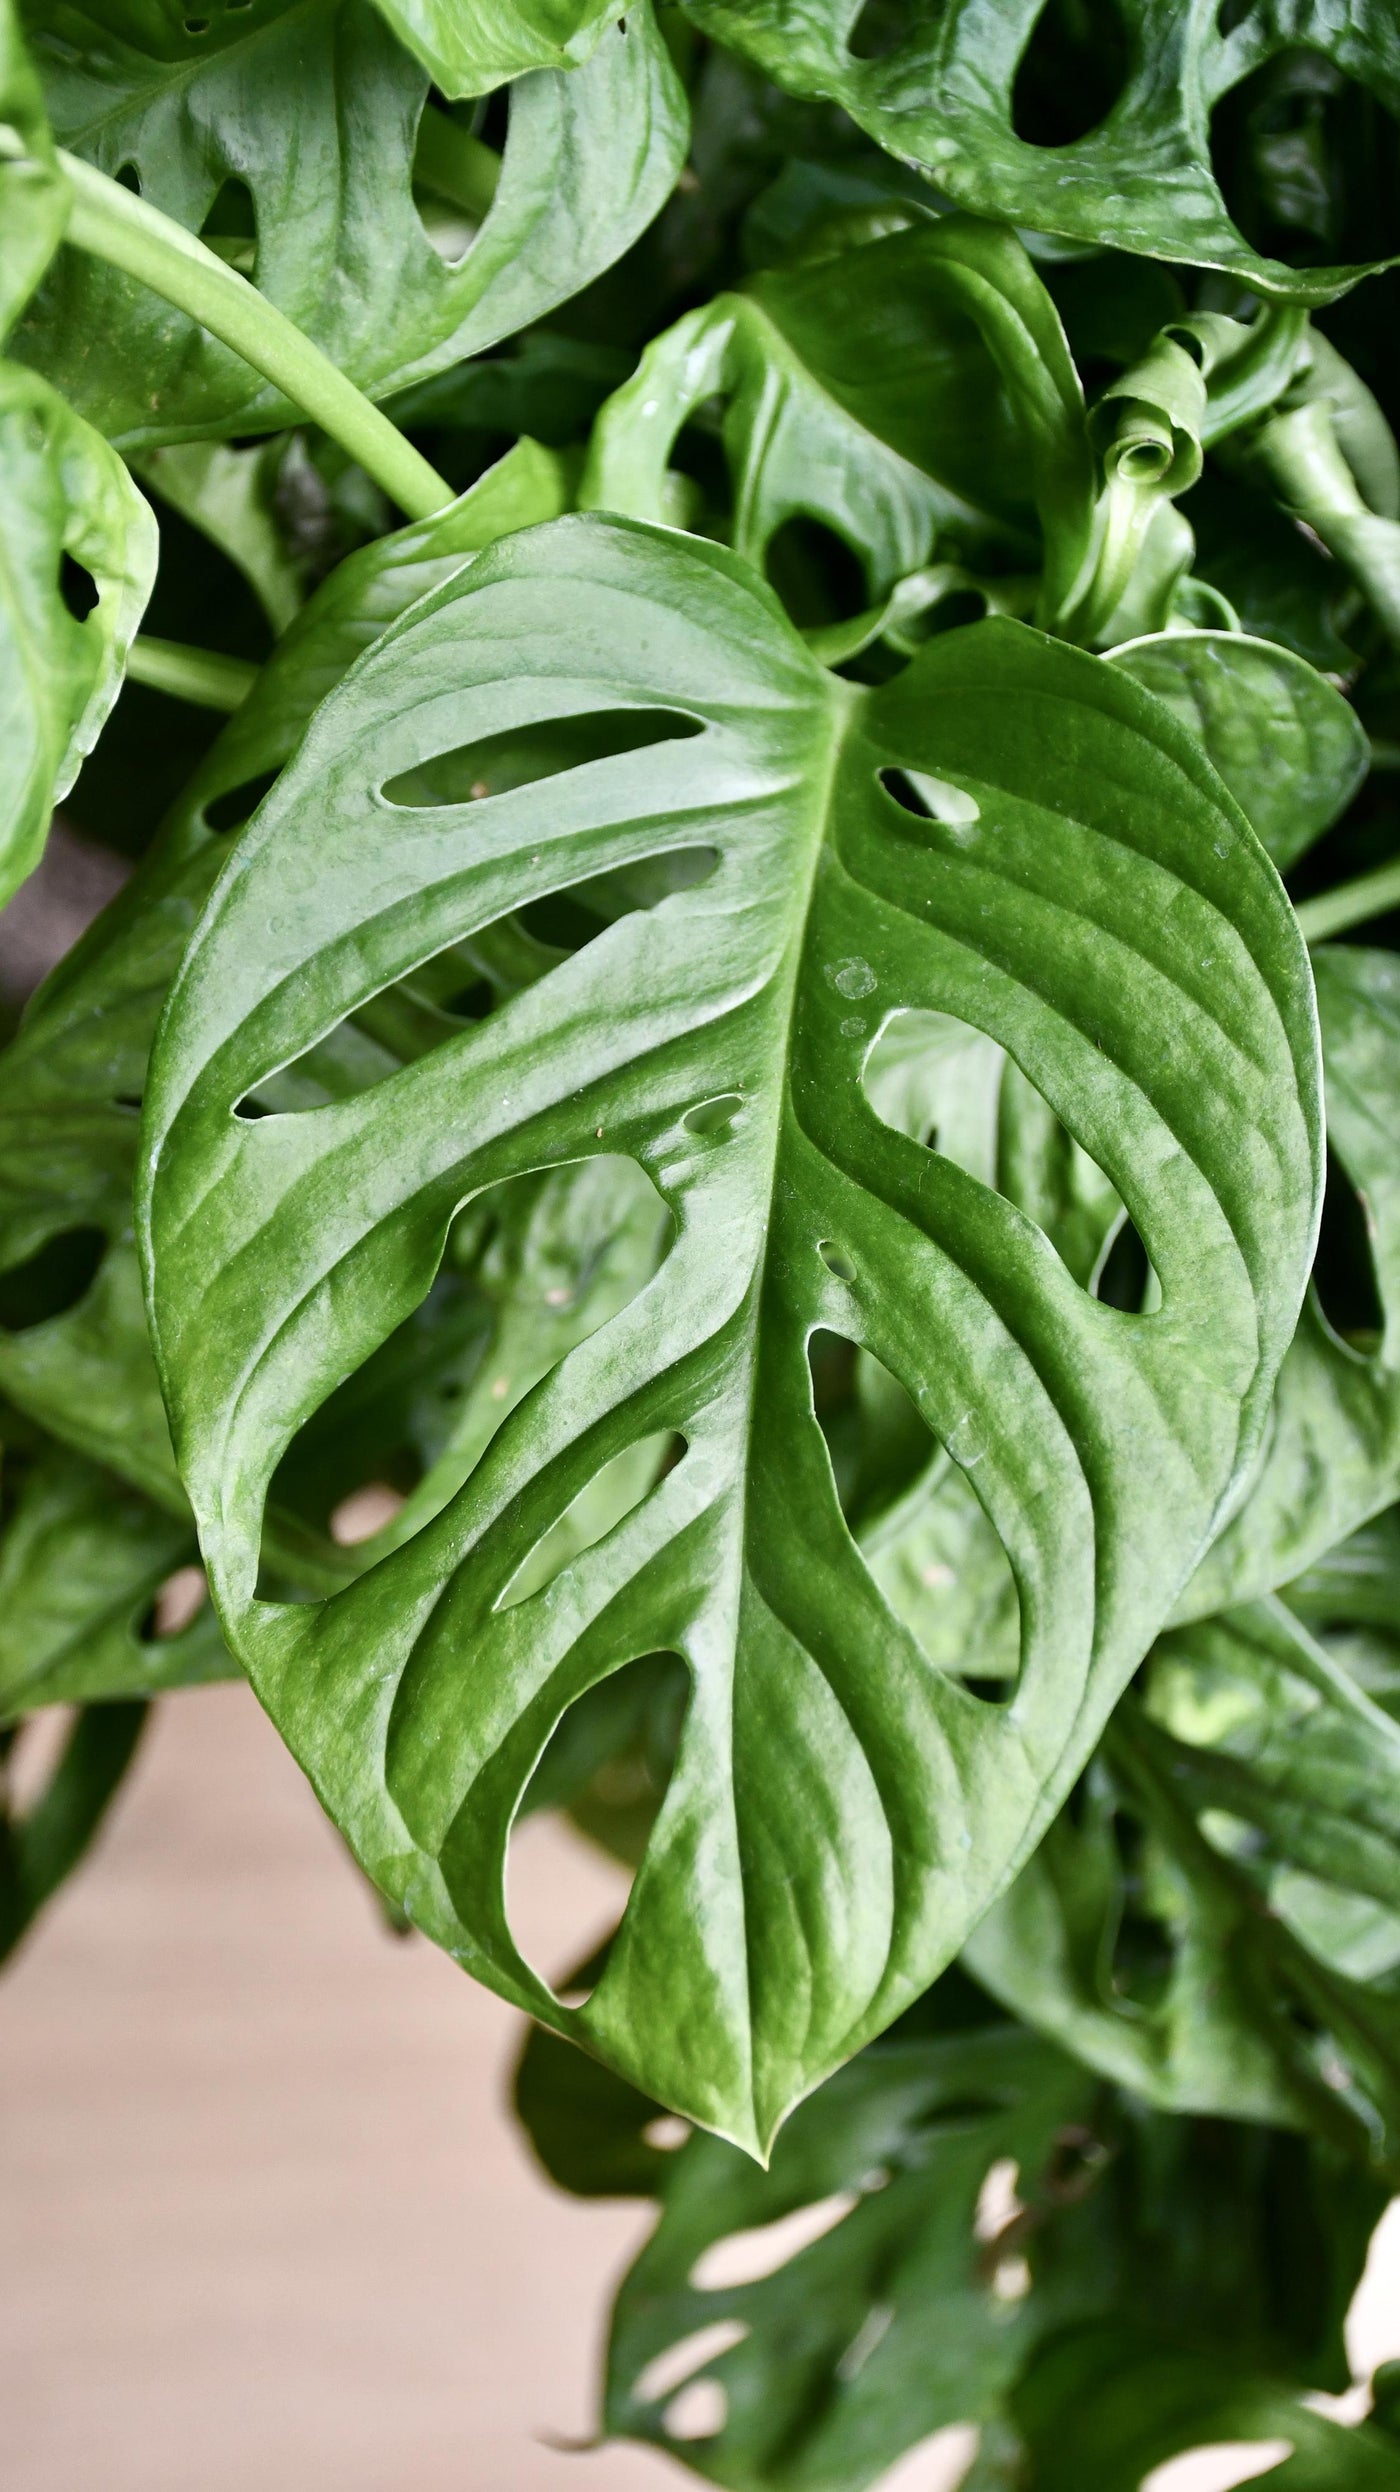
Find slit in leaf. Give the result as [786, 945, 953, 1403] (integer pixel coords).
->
[1313, 1144, 1384, 1347]
[0, 1228, 106, 1332]
[197, 176, 257, 275]
[381, 707, 703, 809]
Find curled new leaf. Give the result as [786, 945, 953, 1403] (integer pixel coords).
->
[141, 514, 1319, 2149]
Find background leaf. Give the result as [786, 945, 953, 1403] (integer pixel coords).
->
[366, 0, 627, 99]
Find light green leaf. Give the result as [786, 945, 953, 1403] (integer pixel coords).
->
[367, 0, 626, 99]
[16, 0, 685, 445]
[0, 444, 565, 1507]
[1109, 632, 1369, 872]
[1181, 947, 1400, 1619]
[141, 516, 1319, 2148]
[0, 1433, 230, 1719]
[0, 0, 68, 336]
[676, 0, 1400, 304]
[0, 358, 156, 904]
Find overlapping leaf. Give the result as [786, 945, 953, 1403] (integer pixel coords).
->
[15, 0, 685, 444]
[141, 514, 1319, 2147]
[367, 0, 626, 99]
[0, 360, 156, 903]
[677, 0, 1400, 302]
[0, 0, 68, 333]
[0, 1694, 147, 1960]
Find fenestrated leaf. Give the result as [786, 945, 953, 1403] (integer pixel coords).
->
[0, 1433, 229, 1718]
[0, 0, 68, 336]
[1014, 2321, 1400, 2492]
[521, 1965, 1380, 2488]
[135, 437, 316, 634]
[367, 0, 626, 100]
[141, 515, 1320, 2150]
[966, 1604, 1400, 2168]
[0, 443, 565, 1509]
[1109, 631, 1369, 872]
[16, 0, 685, 445]
[676, 0, 1400, 304]
[0, 359, 156, 904]
[1180, 946, 1400, 1620]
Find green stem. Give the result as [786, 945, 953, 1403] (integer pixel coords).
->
[413, 107, 501, 222]
[1296, 854, 1400, 944]
[58, 152, 452, 523]
[127, 635, 258, 712]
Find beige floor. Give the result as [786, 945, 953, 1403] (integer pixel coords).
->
[0, 1682, 1394, 2492]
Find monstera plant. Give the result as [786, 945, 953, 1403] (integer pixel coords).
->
[5, 0, 1400, 2477]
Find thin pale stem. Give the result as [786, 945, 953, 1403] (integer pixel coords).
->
[59, 151, 453, 523]
[1296, 855, 1400, 944]
[126, 636, 258, 712]
[414, 108, 500, 222]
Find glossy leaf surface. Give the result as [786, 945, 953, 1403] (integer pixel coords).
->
[367, 0, 626, 98]
[142, 516, 1319, 2148]
[16, 0, 685, 444]
[0, 360, 156, 903]
[677, 0, 1400, 302]
[0, 0, 68, 335]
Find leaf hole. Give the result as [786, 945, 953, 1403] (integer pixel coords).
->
[878, 765, 981, 831]
[381, 707, 703, 809]
[197, 176, 257, 276]
[0, 1228, 106, 1333]
[634, 2320, 749, 2409]
[1216, 0, 1257, 31]
[1313, 1144, 1385, 1347]
[59, 553, 100, 622]
[1211, 51, 1400, 268]
[329, 1482, 407, 1546]
[1142, 2447, 1294, 2492]
[1091, 1209, 1159, 1312]
[844, 0, 905, 62]
[643, 2114, 690, 2151]
[689, 2192, 860, 2291]
[202, 767, 280, 836]
[818, 1240, 857, 1283]
[1010, 0, 1133, 150]
[183, 14, 210, 31]
[763, 515, 869, 632]
[682, 1093, 742, 1140]
[115, 163, 141, 195]
[138, 1565, 208, 1643]
[496, 1434, 682, 1611]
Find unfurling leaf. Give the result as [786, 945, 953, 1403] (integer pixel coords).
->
[141, 515, 1319, 2150]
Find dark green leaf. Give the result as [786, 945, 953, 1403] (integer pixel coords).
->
[677, 0, 1400, 303]
[0, 1695, 146, 1961]
[140, 518, 1319, 2148]
[16, 0, 686, 444]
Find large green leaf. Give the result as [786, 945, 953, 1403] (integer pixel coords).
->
[0, 0, 68, 335]
[0, 1432, 229, 1718]
[0, 443, 565, 1507]
[677, 0, 1400, 303]
[966, 1602, 1400, 2166]
[367, 0, 626, 99]
[1180, 946, 1400, 1619]
[141, 516, 1319, 2148]
[15, 0, 685, 445]
[0, 359, 156, 904]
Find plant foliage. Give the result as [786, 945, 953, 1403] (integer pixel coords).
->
[4, 0, 1400, 2472]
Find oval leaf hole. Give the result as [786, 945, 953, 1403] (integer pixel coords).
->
[0, 1227, 106, 1332]
[1011, 0, 1132, 149]
[664, 2378, 728, 2443]
[634, 2320, 749, 2408]
[59, 553, 100, 622]
[683, 1093, 742, 1140]
[689, 2191, 860, 2291]
[1143, 2446, 1294, 2492]
[140, 1565, 209, 1643]
[878, 766, 980, 829]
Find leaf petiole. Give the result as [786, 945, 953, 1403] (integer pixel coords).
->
[57, 151, 454, 523]
[126, 635, 258, 712]
[1296, 854, 1400, 945]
